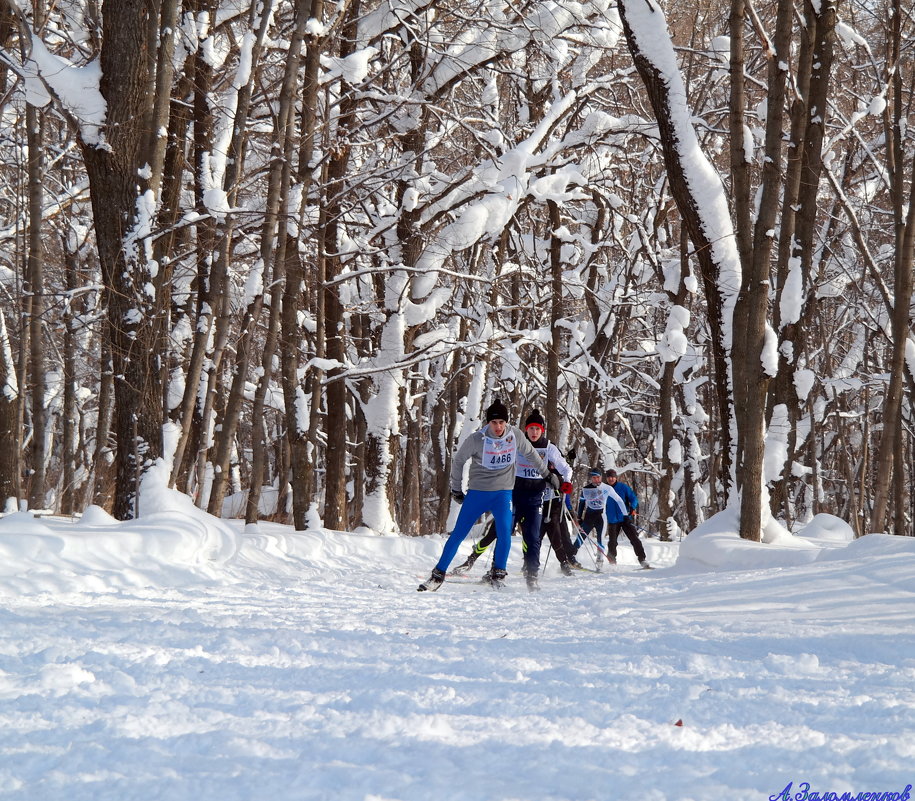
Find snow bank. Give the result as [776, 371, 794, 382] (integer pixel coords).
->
[795, 513, 856, 543]
[674, 508, 905, 574]
[675, 507, 822, 572]
[0, 487, 903, 599]
[0, 505, 240, 597]
[0, 499, 445, 598]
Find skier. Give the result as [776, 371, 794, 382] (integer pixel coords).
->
[418, 399, 558, 592]
[450, 409, 574, 590]
[603, 469, 650, 568]
[571, 468, 610, 558]
[524, 409, 577, 575]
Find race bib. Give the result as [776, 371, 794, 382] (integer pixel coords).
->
[482, 433, 517, 470]
[582, 487, 605, 510]
[515, 451, 543, 479]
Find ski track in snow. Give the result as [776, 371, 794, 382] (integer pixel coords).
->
[0, 519, 914, 801]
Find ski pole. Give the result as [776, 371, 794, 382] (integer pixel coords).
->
[541, 495, 555, 571]
[569, 510, 601, 569]
[566, 504, 614, 566]
[561, 504, 597, 568]
[581, 531, 602, 570]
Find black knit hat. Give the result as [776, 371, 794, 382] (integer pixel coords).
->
[485, 397, 509, 422]
[524, 409, 546, 429]
[604, 468, 618, 478]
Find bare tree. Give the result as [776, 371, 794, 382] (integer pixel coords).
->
[618, 0, 739, 513]
[76, 0, 175, 518]
[869, 0, 915, 534]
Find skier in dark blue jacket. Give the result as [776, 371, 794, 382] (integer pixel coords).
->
[603, 469, 649, 568]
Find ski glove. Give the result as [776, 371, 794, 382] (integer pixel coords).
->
[451, 489, 465, 504]
[548, 473, 562, 491]
[560, 481, 574, 495]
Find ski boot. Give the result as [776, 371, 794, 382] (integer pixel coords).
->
[560, 561, 574, 576]
[525, 572, 540, 592]
[451, 549, 481, 575]
[488, 568, 508, 589]
[417, 568, 446, 592]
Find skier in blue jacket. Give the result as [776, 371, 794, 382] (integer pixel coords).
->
[603, 469, 649, 567]
[418, 398, 556, 592]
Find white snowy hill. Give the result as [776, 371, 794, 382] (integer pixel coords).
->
[0, 482, 913, 801]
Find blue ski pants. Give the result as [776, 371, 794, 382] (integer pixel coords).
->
[436, 489, 514, 572]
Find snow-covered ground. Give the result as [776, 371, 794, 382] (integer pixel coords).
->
[0, 489, 913, 801]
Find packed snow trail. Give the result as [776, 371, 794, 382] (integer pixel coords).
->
[0, 511, 913, 801]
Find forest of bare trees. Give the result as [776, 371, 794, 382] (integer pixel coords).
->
[0, 0, 912, 539]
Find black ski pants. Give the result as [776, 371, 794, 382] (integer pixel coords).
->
[579, 509, 606, 546]
[607, 517, 646, 562]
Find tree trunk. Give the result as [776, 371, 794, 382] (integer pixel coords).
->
[546, 199, 563, 434]
[320, 0, 362, 531]
[207, 0, 292, 518]
[768, 0, 838, 518]
[88, 341, 115, 511]
[80, 0, 169, 520]
[0, 310, 21, 510]
[26, 101, 47, 510]
[170, 0, 273, 494]
[870, 0, 915, 533]
[730, 0, 795, 540]
[282, 0, 326, 531]
[657, 236, 692, 541]
[619, 0, 736, 506]
[245, 235, 288, 527]
[60, 237, 83, 516]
